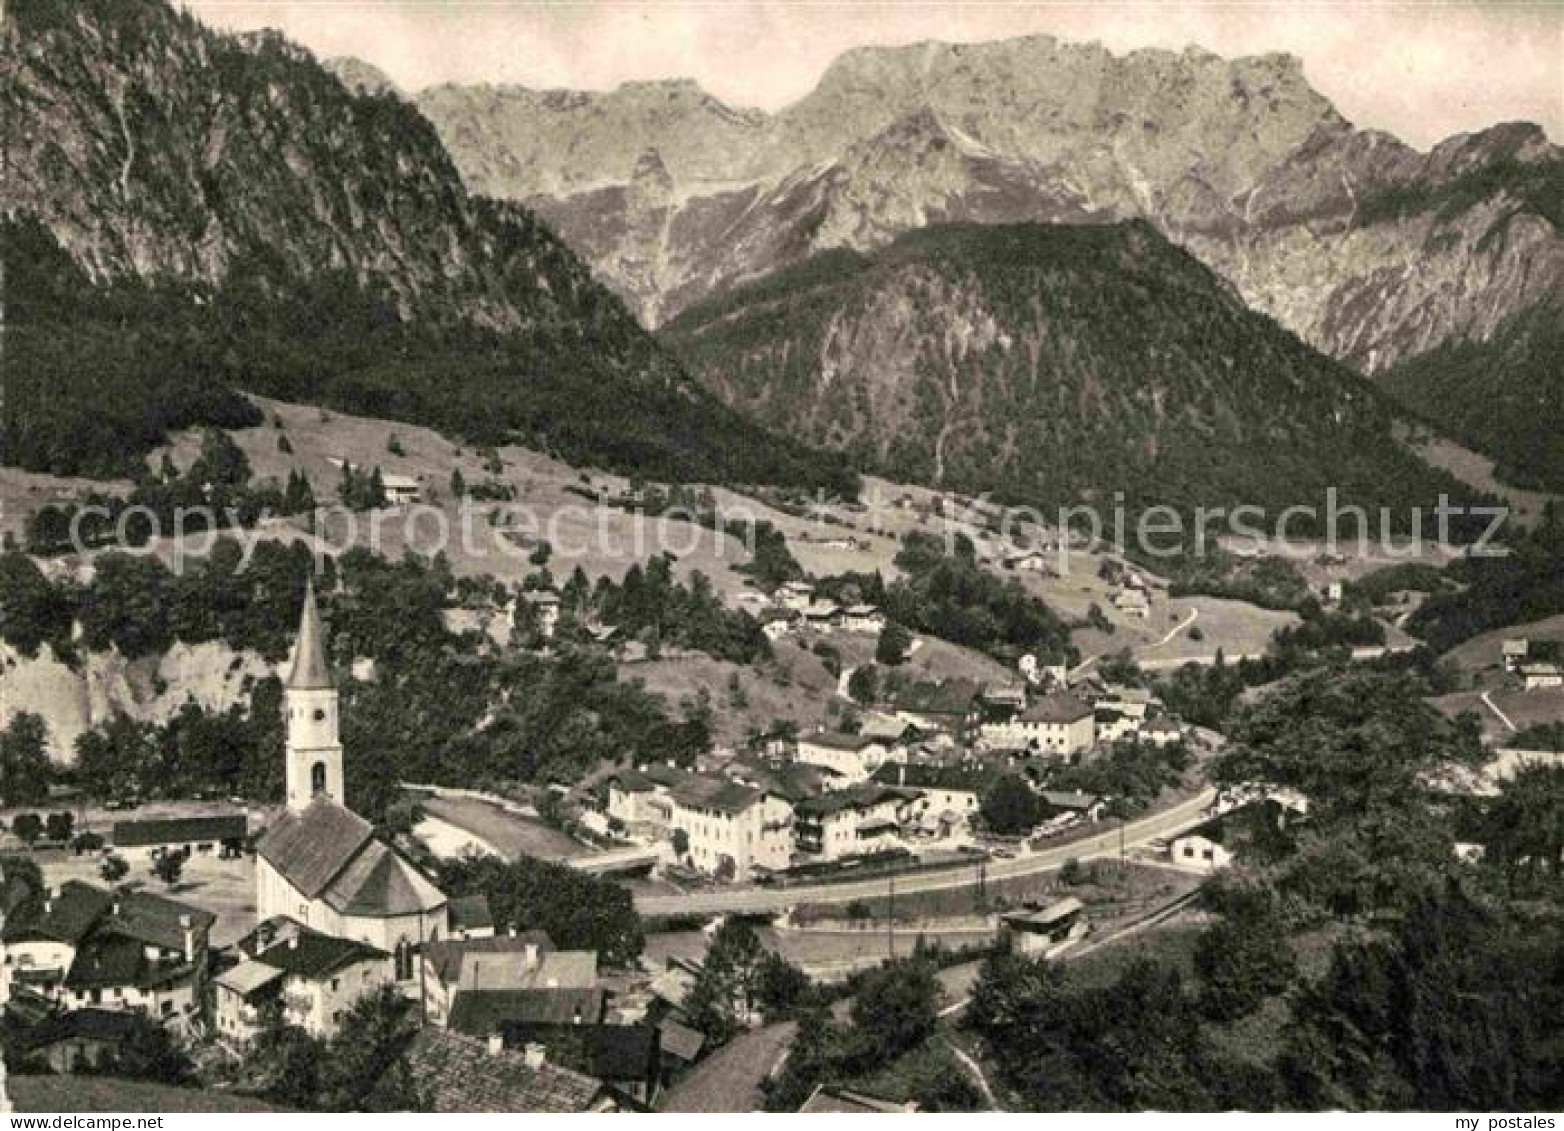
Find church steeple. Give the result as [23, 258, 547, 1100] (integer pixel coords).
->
[284, 577, 344, 812]
[286, 577, 334, 690]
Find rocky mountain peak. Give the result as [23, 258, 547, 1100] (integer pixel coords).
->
[324, 55, 401, 98]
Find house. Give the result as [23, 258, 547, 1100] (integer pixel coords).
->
[1325, 580, 1346, 604]
[723, 758, 834, 805]
[1003, 551, 1052, 573]
[17, 1008, 141, 1074]
[656, 1016, 705, 1077]
[982, 693, 1095, 757]
[758, 607, 799, 641]
[842, 604, 887, 634]
[422, 933, 595, 1029]
[1141, 718, 1185, 747]
[857, 713, 924, 747]
[794, 731, 893, 783]
[110, 814, 247, 861]
[1094, 706, 1138, 745]
[1501, 638, 1530, 673]
[381, 473, 421, 504]
[793, 784, 917, 861]
[408, 1028, 616, 1113]
[1169, 831, 1233, 872]
[0, 881, 213, 1027]
[1113, 588, 1150, 619]
[1521, 662, 1563, 690]
[1038, 791, 1107, 823]
[801, 601, 843, 631]
[776, 581, 815, 611]
[1000, 897, 1088, 957]
[499, 1022, 662, 1106]
[871, 762, 995, 828]
[979, 684, 1029, 721]
[520, 590, 562, 639]
[799, 1085, 918, 1113]
[890, 679, 983, 742]
[255, 582, 448, 965]
[605, 764, 689, 837]
[448, 894, 496, 941]
[667, 777, 793, 878]
[216, 918, 391, 1045]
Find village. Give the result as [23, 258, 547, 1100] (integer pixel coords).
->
[0, 561, 1268, 1112]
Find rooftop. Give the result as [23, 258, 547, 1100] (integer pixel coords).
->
[670, 775, 764, 816]
[449, 987, 607, 1036]
[1021, 692, 1093, 724]
[111, 814, 247, 848]
[255, 797, 374, 900]
[408, 1028, 607, 1113]
[795, 784, 914, 819]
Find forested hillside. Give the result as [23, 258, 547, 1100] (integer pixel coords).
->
[0, 0, 852, 493]
[664, 221, 1492, 532]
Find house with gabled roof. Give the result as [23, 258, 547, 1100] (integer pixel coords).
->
[795, 730, 894, 783]
[981, 692, 1095, 757]
[793, 784, 918, 861]
[0, 881, 214, 1027]
[215, 917, 391, 1045]
[667, 775, 793, 878]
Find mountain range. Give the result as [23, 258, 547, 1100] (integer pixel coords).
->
[0, 0, 849, 491]
[406, 35, 1562, 488]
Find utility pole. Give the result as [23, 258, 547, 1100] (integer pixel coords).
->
[887, 868, 896, 960]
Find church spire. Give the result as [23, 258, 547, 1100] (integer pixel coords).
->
[286, 576, 334, 690]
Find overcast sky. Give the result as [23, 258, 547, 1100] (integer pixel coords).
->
[182, 1, 1560, 149]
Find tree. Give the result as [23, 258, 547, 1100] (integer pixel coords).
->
[980, 774, 1042, 836]
[851, 957, 941, 1061]
[44, 811, 74, 844]
[316, 986, 426, 1111]
[152, 849, 187, 888]
[671, 828, 690, 860]
[101, 1012, 196, 1086]
[754, 951, 812, 1020]
[0, 712, 53, 806]
[876, 622, 913, 666]
[435, 855, 644, 966]
[100, 854, 129, 884]
[846, 664, 880, 704]
[1192, 901, 1298, 1021]
[72, 831, 105, 855]
[0, 552, 73, 658]
[449, 467, 466, 498]
[685, 918, 768, 1043]
[11, 812, 43, 846]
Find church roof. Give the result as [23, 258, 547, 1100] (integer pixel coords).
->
[286, 578, 334, 690]
[321, 838, 447, 918]
[256, 797, 374, 899]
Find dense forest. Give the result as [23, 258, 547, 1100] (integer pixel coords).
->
[663, 221, 1496, 535]
[1380, 301, 1564, 491]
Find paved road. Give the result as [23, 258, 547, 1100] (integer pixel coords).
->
[633, 788, 1216, 916]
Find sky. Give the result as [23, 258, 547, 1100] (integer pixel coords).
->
[181, 1, 1562, 149]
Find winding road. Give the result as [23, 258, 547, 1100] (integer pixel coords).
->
[633, 787, 1216, 916]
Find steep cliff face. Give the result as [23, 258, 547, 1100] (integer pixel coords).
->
[420, 34, 1560, 380]
[663, 222, 1485, 523]
[0, 0, 851, 491]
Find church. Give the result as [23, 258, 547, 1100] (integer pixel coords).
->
[255, 580, 449, 965]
